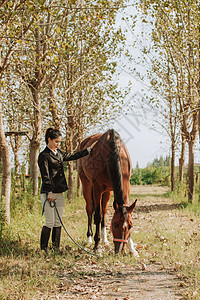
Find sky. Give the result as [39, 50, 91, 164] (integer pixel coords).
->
[111, 4, 200, 169]
[112, 116, 169, 168]
[105, 4, 171, 168]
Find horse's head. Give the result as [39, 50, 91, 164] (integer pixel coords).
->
[111, 199, 137, 254]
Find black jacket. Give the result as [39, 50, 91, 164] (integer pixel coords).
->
[38, 146, 89, 194]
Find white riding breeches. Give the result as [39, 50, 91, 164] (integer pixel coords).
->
[41, 193, 64, 228]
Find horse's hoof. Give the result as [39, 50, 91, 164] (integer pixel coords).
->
[104, 242, 110, 250]
[130, 249, 139, 257]
[102, 240, 109, 244]
[87, 236, 93, 244]
[96, 248, 103, 257]
[94, 245, 103, 255]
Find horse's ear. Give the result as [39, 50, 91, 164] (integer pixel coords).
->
[113, 202, 119, 211]
[127, 199, 137, 214]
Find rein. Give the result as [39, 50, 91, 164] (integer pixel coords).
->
[43, 199, 98, 258]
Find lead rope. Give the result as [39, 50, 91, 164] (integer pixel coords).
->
[48, 200, 98, 258]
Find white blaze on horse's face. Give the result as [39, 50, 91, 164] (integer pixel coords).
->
[119, 221, 128, 253]
[123, 222, 127, 229]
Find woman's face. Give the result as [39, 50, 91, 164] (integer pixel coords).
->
[48, 136, 62, 151]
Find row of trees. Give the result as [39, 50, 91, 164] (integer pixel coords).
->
[133, 0, 200, 201]
[2, 0, 199, 224]
[0, 0, 129, 223]
[131, 156, 171, 185]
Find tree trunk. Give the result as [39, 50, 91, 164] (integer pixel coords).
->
[68, 161, 73, 203]
[198, 25, 200, 140]
[187, 139, 195, 202]
[14, 148, 20, 174]
[0, 99, 11, 224]
[171, 138, 175, 192]
[29, 88, 42, 196]
[167, 60, 176, 192]
[10, 133, 21, 174]
[179, 133, 186, 183]
[29, 139, 40, 196]
[198, 167, 200, 203]
[49, 74, 60, 130]
[76, 160, 81, 198]
[67, 130, 73, 203]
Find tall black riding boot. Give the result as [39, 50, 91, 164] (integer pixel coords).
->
[40, 226, 51, 254]
[52, 226, 61, 250]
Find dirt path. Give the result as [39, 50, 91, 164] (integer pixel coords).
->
[61, 185, 186, 300]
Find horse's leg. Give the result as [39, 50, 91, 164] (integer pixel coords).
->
[101, 191, 112, 244]
[86, 195, 94, 244]
[81, 175, 93, 243]
[93, 183, 102, 250]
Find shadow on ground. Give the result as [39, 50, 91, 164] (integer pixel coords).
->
[135, 203, 181, 213]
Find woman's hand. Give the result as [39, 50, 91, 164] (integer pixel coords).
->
[87, 141, 97, 154]
[87, 146, 92, 154]
[47, 192, 54, 202]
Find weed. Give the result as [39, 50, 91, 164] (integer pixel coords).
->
[1, 185, 200, 299]
[0, 196, 6, 239]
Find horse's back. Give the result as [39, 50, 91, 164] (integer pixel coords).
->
[79, 129, 131, 186]
[79, 132, 103, 182]
[80, 133, 103, 149]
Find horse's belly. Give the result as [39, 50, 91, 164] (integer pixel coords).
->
[81, 163, 111, 189]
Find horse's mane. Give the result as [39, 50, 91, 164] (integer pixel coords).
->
[106, 129, 125, 207]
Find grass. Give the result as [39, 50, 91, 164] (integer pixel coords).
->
[1, 186, 200, 299]
[0, 193, 138, 299]
[131, 192, 171, 199]
[129, 189, 200, 299]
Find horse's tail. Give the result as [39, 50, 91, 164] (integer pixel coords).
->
[107, 129, 124, 207]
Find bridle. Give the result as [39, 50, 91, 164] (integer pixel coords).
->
[110, 207, 129, 244]
[111, 222, 128, 244]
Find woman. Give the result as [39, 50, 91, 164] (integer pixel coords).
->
[38, 128, 91, 254]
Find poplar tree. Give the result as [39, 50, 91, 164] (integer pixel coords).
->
[0, 0, 34, 222]
[135, 0, 200, 201]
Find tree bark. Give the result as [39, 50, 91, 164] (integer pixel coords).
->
[65, 58, 75, 202]
[76, 160, 81, 198]
[198, 25, 200, 140]
[10, 131, 21, 174]
[179, 132, 186, 183]
[67, 130, 73, 203]
[0, 98, 11, 224]
[49, 72, 60, 130]
[68, 161, 73, 203]
[187, 139, 195, 202]
[29, 87, 42, 196]
[13, 146, 20, 174]
[171, 138, 175, 192]
[29, 139, 40, 196]
[167, 60, 177, 192]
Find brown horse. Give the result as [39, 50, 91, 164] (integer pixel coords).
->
[79, 129, 138, 254]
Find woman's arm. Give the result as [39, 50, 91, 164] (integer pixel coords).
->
[38, 153, 53, 193]
[63, 147, 91, 162]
